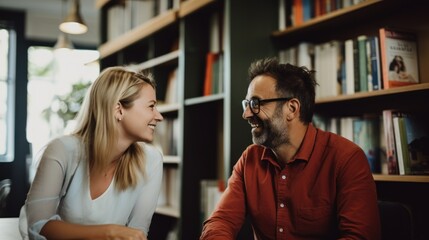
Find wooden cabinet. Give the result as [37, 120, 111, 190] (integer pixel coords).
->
[97, 0, 278, 239]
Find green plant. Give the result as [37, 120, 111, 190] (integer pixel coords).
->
[43, 81, 91, 127]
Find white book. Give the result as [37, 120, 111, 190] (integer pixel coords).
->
[393, 116, 405, 175]
[209, 11, 221, 53]
[279, 47, 297, 65]
[315, 41, 340, 98]
[279, 0, 286, 30]
[340, 117, 355, 142]
[345, 39, 355, 94]
[298, 42, 313, 70]
[132, 0, 156, 28]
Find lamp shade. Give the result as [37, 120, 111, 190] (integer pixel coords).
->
[59, 0, 88, 35]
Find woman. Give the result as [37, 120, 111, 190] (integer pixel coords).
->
[21, 67, 164, 239]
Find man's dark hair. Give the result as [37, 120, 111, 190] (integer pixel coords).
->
[248, 57, 318, 123]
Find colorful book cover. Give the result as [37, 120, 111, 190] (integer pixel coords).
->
[402, 114, 429, 175]
[353, 116, 381, 173]
[357, 35, 368, 92]
[379, 27, 419, 89]
[392, 114, 411, 175]
[368, 36, 381, 91]
[382, 110, 399, 174]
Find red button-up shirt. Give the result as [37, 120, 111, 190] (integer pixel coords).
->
[201, 124, 381, 240]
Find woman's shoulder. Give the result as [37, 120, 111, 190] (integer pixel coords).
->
[141, 143, 164, 164]
[47, 135, 80, 146]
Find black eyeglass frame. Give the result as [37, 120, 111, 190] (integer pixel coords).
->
[242, 97, 293, 114]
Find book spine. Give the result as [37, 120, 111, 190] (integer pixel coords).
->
[379, 28, 390, 89]
[382, 110, 399, 175]
[357, 35, 368, 92]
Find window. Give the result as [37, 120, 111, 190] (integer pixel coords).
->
[27, 46, 99, 180]
[0, 27, 16, 162]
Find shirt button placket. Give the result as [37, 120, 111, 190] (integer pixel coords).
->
[278, 174, 287, 239]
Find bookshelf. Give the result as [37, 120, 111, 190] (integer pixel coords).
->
[98, 0, 278, 239]
[273, 0, 429, 238]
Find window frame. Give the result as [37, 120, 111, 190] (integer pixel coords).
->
[0, 25, 16, 162]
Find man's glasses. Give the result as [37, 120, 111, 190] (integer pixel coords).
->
[242, 97, 293, 114]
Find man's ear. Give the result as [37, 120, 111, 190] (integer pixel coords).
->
[286, 98, 300, 121]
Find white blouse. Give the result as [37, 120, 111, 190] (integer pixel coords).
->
[24, 135, 163, 239]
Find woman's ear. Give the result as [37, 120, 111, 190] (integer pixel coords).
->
[115, 102, 123, 121]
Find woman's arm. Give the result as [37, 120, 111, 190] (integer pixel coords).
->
[40, 220, 147, 240]
[25, 138, 68, 232]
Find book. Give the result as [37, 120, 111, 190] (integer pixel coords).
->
[392, 114, 411, 175]
[379, 27, 419, 89]
[382, 110, 399, 174]
[314, 41, 341, 99]
[368, 36, 382, 90]
[357, 35, 368, 92]
[353, 116, 381, 173]
[293, 0, 304, 26]
[402, 113, 429, 175]
[344, 38, 355, 94]
[165, 67, 178, 104]
[203, 52, 220, 96]
[200, 179, 224, 227]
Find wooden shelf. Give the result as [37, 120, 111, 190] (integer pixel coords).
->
[98, 10, 178, 59]
[163, 155, 181, 164]
[315, 83, 429, 117]
[184, 93, 224, 106]
[373, 174, 429, 183]
[269, 0, 403, 48]
[178, 0, 217, 17]
[135, 50, 180, 70]
[98, 0, 218, 60]
[157, 103, 180, 114]
[273, 0, 383, 38]
[155, 205, 180, 218]
[316, 83, 429, 104]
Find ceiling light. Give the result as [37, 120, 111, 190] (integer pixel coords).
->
[59, 0, 88, 35]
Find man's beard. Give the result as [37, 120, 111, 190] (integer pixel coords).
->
[252, 107, 289, 149]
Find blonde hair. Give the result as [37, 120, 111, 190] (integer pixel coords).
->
[73, 66, 156, 190]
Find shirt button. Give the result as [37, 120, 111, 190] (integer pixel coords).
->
[282, 175, 286, 180]
[279, 228, 284, 233]
[280, 203, 285, 208]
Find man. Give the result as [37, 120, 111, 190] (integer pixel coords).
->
[200, 58, 380, 239]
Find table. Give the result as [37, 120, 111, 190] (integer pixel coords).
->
[0, 217, 21, 239]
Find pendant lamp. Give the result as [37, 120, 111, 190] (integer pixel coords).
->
[59, 0, 88, 35]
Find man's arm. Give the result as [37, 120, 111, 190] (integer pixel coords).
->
[200, 155, 248, 240]
[336, 149, 381, 240]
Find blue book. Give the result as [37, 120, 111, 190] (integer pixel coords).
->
[353, 116, 381, 173]
[369, 36, 381, 90]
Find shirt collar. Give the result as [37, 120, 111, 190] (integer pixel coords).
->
[260, 123, 317, 165]
[292, 123, 317, 163]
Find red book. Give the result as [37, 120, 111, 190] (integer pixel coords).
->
[379, 28, 419, 89]
[293, 0, 304, 26]
[203, 52, 219, 96]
